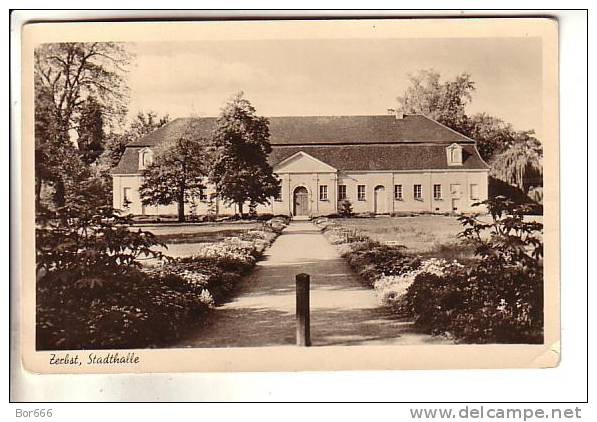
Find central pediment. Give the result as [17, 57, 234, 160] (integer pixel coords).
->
[273, 151, 337, 174]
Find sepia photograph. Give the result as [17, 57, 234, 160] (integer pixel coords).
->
[18, 17, 559, 373]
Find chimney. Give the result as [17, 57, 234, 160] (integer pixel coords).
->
[387, 108, 404, 119]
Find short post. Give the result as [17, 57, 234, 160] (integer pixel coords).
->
[295, 273, 311, 346]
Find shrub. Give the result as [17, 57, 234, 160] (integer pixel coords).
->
[267, 216, 290, 234]
[374, 258, 463, 311]
[36, 206, 279, 349]
[36, 268, 212, 350]
[338, 199, 353, 217]
[36, 188, 164, 277]
[403, 197, 544, 343]
[343, 242, 420, 287]
[405, 264, 543, 343]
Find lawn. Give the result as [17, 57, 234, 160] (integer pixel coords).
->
[334, 215, 467, 252]
[134, 221, 264, 243]
[330, 215, 477, 262]
[330, 214, 543, 262]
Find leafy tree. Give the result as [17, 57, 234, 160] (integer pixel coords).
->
[462, 113, 517, 161]
[101, 111, 170, 168]
[77, 97, 105, 165]
[397, 69, 475, 132]
[129, 111, 170, 139]
[34, 42, 132, 207]
[210, 93, 280, 216]
[397, 69, 543, 195]
[139, 121, 210, 222]
[490, 134, 543, 192]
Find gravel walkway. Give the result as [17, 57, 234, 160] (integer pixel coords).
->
[175, 221, 450, 347]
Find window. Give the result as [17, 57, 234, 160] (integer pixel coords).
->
[338, 184, 347, 200]
[122, 187, 132, 208]
[470, 184, 480, 200]
[433, 184, 442, 200]
[143, 152, 152, 167]
[357, 185, 366, 201]
[319, 185, 328, 201]
[446, 144, 463, 166]
[394, 184, 403, 200]
[275, 187, 283, 202]
[139, 148, 154, 169]
[414, 184, 422, 200]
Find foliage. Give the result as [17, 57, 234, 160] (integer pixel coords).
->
[77, 97, 106, 165]
[34, 83, 89, 210]
[139, 120, 210, 222]
[458, 196, 543, 268]
[317, 219, 420, 288]
[403, 197, 544, 343]
[374, 258, 463, 311]
[490, 135, 543, 192]
[396, 69, 543, 198]
[36, 177, 164, 277]
[34, 42, 132, 133]
[338, 199, 354, 217]
[36, 268, 213, 350]
[210, 92, 280, 215]
[36, 220, 283, 350]
[320, 197, 543, 343]
[34, 42, 132, 208]
[397, 69, 475, 132]
[101, 111, 170, 168]
[461, 113, 517, 161]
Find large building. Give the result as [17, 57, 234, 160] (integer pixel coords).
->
[112, 113, 489, 217]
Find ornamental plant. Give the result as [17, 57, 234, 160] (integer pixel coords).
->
[36, 176, 164, 277]
[404, 196, 544, 343]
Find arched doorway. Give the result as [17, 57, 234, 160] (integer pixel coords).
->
[293, 186, 309, 216]
[374, 185, 386, 214]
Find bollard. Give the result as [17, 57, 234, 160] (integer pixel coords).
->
[295, 273, 311, 346]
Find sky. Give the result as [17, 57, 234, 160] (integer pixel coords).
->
[126, 37, 543, 138]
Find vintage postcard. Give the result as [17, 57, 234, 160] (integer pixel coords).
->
[17, 17, 559, 374]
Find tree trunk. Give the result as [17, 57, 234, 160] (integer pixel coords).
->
[53, 178, 66, 208]
[238, 202, 244, 218]
[35, 176, 42, 211]
[177, 191, 185, 223]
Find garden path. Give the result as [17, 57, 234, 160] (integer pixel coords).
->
[175, 221, 450, 347]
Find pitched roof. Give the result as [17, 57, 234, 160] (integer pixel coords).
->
[126, 114, 474, 147]
[269, 144, 488, 171]
[127, 117, 217, 147]
[113, 114, 488, 174]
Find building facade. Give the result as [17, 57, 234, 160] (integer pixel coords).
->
[112, 114, 489, 217]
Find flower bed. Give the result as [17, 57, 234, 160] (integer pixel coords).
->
[36, 218, 286, 350]
[315, 199, 544, 344]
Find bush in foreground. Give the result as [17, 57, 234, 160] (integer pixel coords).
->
[36, 216, 286, 350]
[403, 197, 544, 343]
[319, 197, 543, 343]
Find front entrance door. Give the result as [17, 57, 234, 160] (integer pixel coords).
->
[374, 185, 386, 214]
[293, 186, 309, 216]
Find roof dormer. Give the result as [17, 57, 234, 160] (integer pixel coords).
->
[446, 143, 463, 166]
[138, 147, 154, 170]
